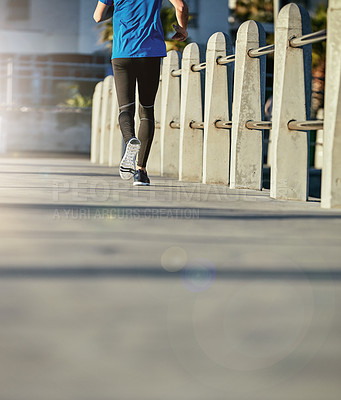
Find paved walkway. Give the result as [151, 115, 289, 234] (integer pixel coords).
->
[0, 156, 341, 400]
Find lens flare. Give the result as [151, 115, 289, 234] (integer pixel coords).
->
[161, 246, 188, 272]
[181, 259, 216, 292]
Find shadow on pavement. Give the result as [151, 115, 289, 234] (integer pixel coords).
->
[1, 203, 341, 220]
[0, 267, 340, 281]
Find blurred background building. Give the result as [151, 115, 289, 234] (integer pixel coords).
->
[0, 0, 100, 54]
[0, 0, 108, 108]
[0, 0, 108, 154]
[0, 0, 328, 155]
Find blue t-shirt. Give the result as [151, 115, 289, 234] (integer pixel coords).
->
[99, 0, 167, 59]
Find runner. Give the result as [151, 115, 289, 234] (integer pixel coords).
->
[94, 0, 189, 186]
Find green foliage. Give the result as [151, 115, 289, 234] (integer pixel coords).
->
[160, 7, 189, 51]
[61, 85, 92, 108]
[235, 0, 274, 23]
[64, 94, 92, 108]
[97, 19, 113, 49]
[310, 4, 327, 69]
[233, 1, 327, 70]
[161, 6, 177, 36]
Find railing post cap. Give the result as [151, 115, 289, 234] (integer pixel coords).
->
[103, 75, 113, 85]
[207, 32, 227, 50]
[236, 20, 265, 42]
[164, 50, 180, 66]
[277, 3, 309, 30]
[95, 81, 103, 91]
[166, 49, 179, 59]
[182, 42, 200, 59]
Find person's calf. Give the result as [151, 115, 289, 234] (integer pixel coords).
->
[138, 103, 154, 122]
[118, 102, 136, 143]
[137, 103, 155, 167]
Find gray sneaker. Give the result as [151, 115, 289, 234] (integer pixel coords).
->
[119, 137, 141, 180]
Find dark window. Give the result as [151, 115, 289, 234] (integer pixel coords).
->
[7, 0, 31, 21]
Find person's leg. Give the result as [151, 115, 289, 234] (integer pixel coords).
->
[112, 58, 137, 144]
[112, 59, 141, 180]
[136, 57, 161, 169]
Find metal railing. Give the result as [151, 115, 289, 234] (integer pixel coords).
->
[290, 29, 327, 48]
[215, 120, 233, 129]
[170, 121, 180, 129]
[170, 29, 326, 81]
[175, 28, 328, 133]
[91, 1, 340, 208]
[248, 44, 275, 58]
[171, 69, 182, 77]
[170, 120, 235, 131]
[189, 121, 204, 130]
[288, 120, 324, 131]
[191, 62, 207, 72]
[242, 120, 324, 131]
[185, 119, 324, 133]
[245, 121, 273, 130]
[216, 54, 236, 65]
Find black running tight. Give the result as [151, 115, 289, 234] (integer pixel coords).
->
[112, 57, 161, 168]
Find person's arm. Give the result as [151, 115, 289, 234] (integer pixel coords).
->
[168, 0, 189, 42]
[93, 0, 114, 23]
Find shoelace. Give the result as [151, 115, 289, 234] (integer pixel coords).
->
[125, 145, 138, 164]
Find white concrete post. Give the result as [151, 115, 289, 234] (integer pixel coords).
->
[160, 50, 181, 178]
[91, 80, 103, 164]
[203, 32, 233, 185]
[108, 79, 121, 167]
[321, 0, 341, 209]
[179, 43, 203, 182]
[270, 3, 312, 201]
[314, 108, 324, 169]
[146, 75, 162, 175]
[99, 75, 113, 164]
[230, 20, 266, 190]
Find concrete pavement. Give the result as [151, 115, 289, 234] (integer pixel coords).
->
[0, 156, 341, 400]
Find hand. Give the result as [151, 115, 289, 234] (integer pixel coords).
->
[171, 24, 188, 42]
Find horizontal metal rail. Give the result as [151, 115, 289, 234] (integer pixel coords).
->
[245, 120, 324, 131]
[190, 121, 204, 130]
[215, 120, 232, 129]
[191, 62, 207, 72]
[171, 54, 236, 77]
[170, 121, 180, 129]
[246, 121, 273, 130]
[171, 69, 182, 77]
[167, 120, 324, 132]
[248, 44, 275, 58]
[217, 54, 236, 65]
[288, 120, 324, 131]
[162, 29, 326, 78]
[290, 29, 327, 47]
